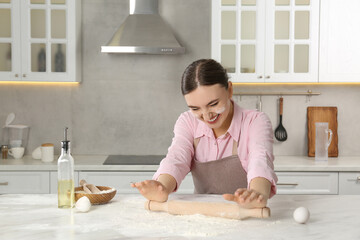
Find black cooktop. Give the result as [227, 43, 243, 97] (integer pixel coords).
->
[103, 155, 165, 165]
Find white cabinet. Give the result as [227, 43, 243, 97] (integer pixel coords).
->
[2, 169, 359, 195]
[78, 171, 155, 194]
[78, 171, 195, 194]
[177, 174, 195, 194]
[0, 0, 81, 82]
[50, 171, 79, 194]
[211, 0, 319, 83]
[275, 172, 338, 194]
[319, 0, 360, 82]
[0, 171, 49, 193]
[339, 172, 360, 195]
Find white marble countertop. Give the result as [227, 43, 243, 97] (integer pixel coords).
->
[1, 193, 359, 240]
[1, 155, 360, 172]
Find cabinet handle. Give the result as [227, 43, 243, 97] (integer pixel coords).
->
[276, 183, 298, 186]
[0, 182, 9, 186]
[347, 176, 360, 182]
[15, 74, 19, 78]
[23, 74, 27, 77]
[265, 76, 270, 79]
[257, 76, 263, 79]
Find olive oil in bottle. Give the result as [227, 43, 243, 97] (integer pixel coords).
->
[58, 179, 74, 208]
[57, 127, 75, 208]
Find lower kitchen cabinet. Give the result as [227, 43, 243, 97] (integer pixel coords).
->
[2, 170, 359, 195]
[339, 172, 360, 195]
[0, 171, 50, 194]
[275, 172, 338, 195]
[50, 171, 79, 194]
[78, 171, 154, 194]
[78, 171, 195, 194]
[177, 174, 195, 194]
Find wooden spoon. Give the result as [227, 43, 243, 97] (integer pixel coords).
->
[274, 97, 288, 141]
[80, 179, 101, 193]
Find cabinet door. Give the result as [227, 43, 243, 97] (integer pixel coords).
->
[212, 0, 266, 83]
[78, 172, 194, 194]
[265, 0, 319, 83]
[339, 172, 360, 195]
[211, 0, 319, 83]
[319, 0, 360, 82]
[79, 171, 155, 194]
[177, 173, 194, 194]
[0, 0, 21, 81]
[0, 171, 50, 193]
[50, 171, 79, 194]
[276, 172, 338, 194]
[20, 0, 77, 82]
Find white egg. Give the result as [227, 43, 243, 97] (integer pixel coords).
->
[293, 207, 310, 224]
[75, 196, 91, 212]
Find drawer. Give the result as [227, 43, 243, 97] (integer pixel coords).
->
[79, 171, 155, 194]
[177, 174, 194, 194]
[339, 172, 360, 195]
[275, 172, 338, 195]
[0, 171, 50, 194]
[50, 171, 79, 194]
[78, 172, 194, 194]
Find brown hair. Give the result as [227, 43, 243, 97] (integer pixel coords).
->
[181, 59, 229, 95]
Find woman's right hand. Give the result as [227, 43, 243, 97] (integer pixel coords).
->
[131, 180, 169, 202]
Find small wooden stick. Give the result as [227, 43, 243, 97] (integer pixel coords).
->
[145, 200, 270, 220]
[80, 179, 101, 193]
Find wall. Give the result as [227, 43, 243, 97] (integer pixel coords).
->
[0, 0, 359, 157]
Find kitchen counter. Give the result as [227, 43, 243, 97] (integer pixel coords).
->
[1, 155, 360, 171]
[1, 194, 359, 239]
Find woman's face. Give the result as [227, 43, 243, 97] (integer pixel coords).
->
[184, 82, 233, 130]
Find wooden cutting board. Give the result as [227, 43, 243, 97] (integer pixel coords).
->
[307, 107, 338, 157]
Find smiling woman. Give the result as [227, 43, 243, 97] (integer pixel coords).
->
[131, 59, 278, 210]
[182, 59, 234, 138]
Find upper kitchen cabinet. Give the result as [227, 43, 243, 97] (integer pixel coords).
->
[319, 0, 360, 83]
[0, 0, 81, 82]
[211, 0, 319, 83]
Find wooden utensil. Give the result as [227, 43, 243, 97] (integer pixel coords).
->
[75, 186, 116, 204]
[80, 179, 101, 194]
[307, 107, 338, 157]
[274, 97, 288, 141]
[145, 200, 270, 220]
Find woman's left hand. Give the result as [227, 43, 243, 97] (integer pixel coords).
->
[223, 188, 267, 209]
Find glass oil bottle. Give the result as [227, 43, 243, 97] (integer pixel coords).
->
[57, 127, 75, 208]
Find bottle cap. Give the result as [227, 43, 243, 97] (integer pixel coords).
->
[61, 127, 70, 151]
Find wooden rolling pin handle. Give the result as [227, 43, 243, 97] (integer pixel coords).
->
[145, 200, 270, 220]
[79, 179, 101, 193]
[279, 97, 283, 116]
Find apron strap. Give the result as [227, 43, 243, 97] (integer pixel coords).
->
[193, 137, 200, 149]
[232, 140, 238, 156]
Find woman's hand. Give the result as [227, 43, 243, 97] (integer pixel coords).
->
[223, 188, 267, 209]
[131, 180, 169, 202]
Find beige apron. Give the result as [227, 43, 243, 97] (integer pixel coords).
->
[191, 138, 248, 194]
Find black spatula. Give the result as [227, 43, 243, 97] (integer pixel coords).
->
[274, 97, 288, 141]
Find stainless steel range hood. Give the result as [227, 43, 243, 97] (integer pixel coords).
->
[101, 0, 185, 54]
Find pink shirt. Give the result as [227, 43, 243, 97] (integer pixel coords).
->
[153, 101, 278, 198]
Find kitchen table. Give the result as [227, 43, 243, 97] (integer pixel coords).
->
[1, 194, 359, 240]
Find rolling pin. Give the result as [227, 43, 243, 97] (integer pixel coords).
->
[145, 200, 270, 220]
[80, 179, 101, 193]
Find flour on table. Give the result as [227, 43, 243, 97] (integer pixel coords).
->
[107, 196, 256, 238]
